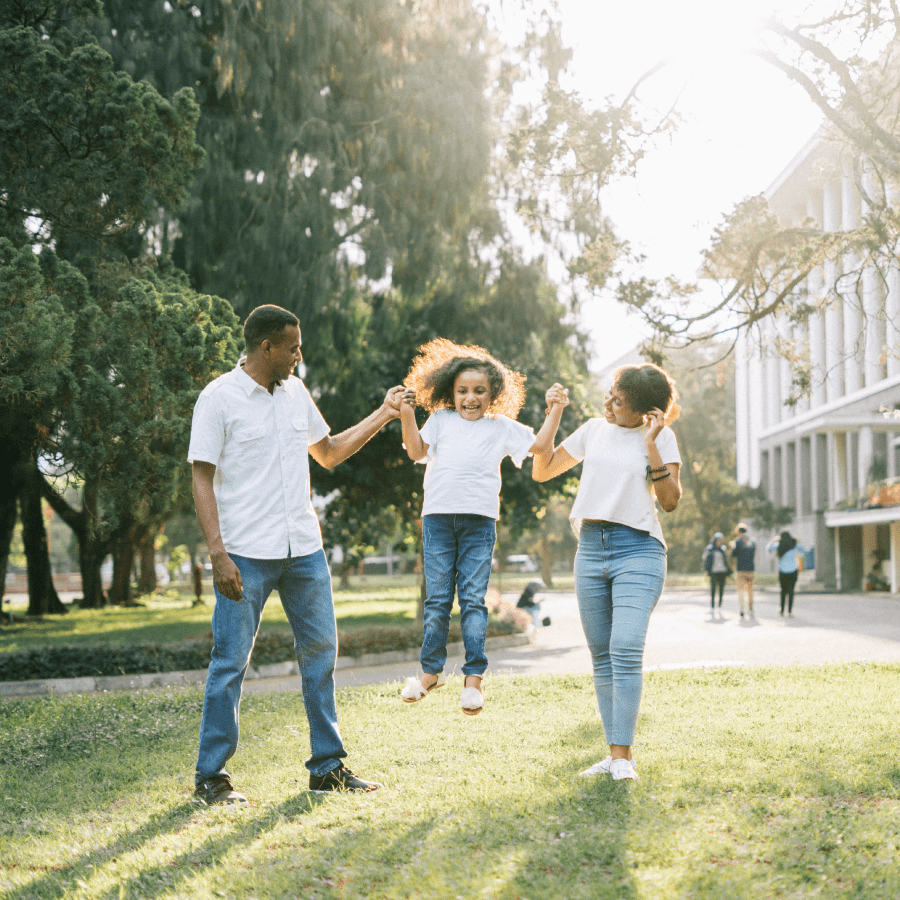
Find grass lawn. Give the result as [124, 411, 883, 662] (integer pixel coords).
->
[2, 663, 899, 899]
[0, 573, 572, 654]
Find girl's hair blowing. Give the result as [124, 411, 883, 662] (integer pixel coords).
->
[403, 338, 526, 418]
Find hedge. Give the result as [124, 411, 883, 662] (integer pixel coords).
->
[0, 621, 521, 683]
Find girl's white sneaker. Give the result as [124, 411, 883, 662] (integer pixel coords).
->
[579, 757, 613, 777]
[609, 758, 639, 781]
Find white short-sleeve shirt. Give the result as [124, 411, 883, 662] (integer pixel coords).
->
[416, 409, 536, 519]
[561, 418, 681, 547]
[187, 362, 330, 559]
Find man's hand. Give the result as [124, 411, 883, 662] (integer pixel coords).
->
[211, 550, 243, 602]
[383, 385, 405, 419]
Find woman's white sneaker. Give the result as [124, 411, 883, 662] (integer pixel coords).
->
[609, 758, 639, 781]
[579, 757, 613, 777]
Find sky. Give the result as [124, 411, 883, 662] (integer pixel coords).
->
[537, 0, 825, 369]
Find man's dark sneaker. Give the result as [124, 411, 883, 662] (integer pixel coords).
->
[309, 763, 381, 794]
[193, 775, 248, 807]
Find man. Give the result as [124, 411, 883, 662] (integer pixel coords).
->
[731, 522, 756, 619]
[188, 304, 404, 805]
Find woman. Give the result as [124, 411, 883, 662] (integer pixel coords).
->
[767, 531, 808, 616]
[702, 532, 731, 613]
[532, 364, 682, 782]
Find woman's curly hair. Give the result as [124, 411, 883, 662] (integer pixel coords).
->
[403, 338, 526, 419]
[613, 363, 681, 424]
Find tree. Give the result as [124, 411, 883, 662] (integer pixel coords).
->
[609, 2, 900, 390]
[1, 0, 236, 609]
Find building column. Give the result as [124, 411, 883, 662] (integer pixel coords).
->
[823, 180, 845, 403]
[890, 521, 900, 594]
[858, 426, 875, 494]
[831, 432, 847, 504]
[861, 164, 886, 386]
[841, 172, 863, 394]
[807, 195, 827, 406]
[886, 184, 900, 379]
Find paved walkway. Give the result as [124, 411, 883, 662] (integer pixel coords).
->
[249, 586, 900, 695]
[4, 587, 899, 698]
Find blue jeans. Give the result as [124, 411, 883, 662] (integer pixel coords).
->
[195, 550, 345, 782]
[574, 522, 666, 746]
[421, 514, 495, 676]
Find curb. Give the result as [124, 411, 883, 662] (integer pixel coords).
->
[0, 632, 534, 699]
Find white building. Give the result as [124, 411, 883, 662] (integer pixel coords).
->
[735, 131, 900, 593]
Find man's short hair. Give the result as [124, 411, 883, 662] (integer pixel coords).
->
[735, 523, 748, 534]
[243, 305, 299, 350]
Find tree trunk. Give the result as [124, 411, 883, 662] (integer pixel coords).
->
[540, 533, 554, 588]
[40, 475, 107, 608]
[136, 523, 157, 595]
[108, 519, 137, 606]
[21, 462, 67, 616]
[0, 446, 28, 605]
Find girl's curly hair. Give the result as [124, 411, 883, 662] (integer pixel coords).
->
[403, 338, 526, 419]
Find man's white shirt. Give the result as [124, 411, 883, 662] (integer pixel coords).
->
[188, 361, 330, 559]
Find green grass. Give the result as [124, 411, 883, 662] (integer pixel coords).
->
[0, 573, 571, 654]
[1, 663, 899, 899]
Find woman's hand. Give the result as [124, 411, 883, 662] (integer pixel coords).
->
[545, 383, 569, 412]
[643, 407, 666, 443]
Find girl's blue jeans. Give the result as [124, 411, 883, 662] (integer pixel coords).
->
[574, 521, 666, 747]
[421, 513, 495, 677]
[195, 549, 346, 782]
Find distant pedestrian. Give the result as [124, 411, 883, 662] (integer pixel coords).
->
[767, 531, 809, 616]
[731, 523, 756, 618]
[703, 532, 730, 612]
[517, 579, 547, 628]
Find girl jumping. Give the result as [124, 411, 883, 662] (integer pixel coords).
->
[399, 338, 569, 715]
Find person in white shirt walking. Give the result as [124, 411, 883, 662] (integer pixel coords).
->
[188, 304, 404, 805]
[532, 364, 682, 782]
[397, 338, 568, 716]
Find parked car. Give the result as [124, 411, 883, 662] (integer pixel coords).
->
[506, 554, 538, 573]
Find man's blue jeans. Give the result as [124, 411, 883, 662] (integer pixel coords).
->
[195, 549, 345, 782]
[421, 513, 495, 677]
[574, 522, 666, 746]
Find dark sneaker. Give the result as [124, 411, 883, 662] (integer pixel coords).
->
[309, 763, 381, 794]
[193, 775, 248, 807]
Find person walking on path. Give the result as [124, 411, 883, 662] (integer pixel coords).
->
[731, 523, 756, 618]
[533, 363, 682, 782]
[703, 533, 730, 614]
[188, 304, 404, 805]
[397, 337, 568, 715]
[767, 530, 809, 617]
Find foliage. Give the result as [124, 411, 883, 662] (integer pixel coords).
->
[612, 1, 900, 395]
[0, 664, 898, 898]
[0, 0, 239, 608]
[0, 619, 521, 682]
[661, 343, 789, 571]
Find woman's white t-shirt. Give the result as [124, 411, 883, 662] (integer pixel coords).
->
[560, 418, 681, 547]
[416, 409, 536, 520]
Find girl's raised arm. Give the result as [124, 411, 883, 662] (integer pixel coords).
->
[400, 389, 428, 462]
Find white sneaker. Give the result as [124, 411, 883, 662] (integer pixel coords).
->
[579, 756, 613, 777]
[609, 758, 639, 781]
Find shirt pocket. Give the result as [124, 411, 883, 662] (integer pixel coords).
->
[233, 425, 268, 463]
[290, 417, 309, 455]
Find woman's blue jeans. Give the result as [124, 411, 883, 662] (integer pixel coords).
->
[421, 513, 495, 677]
[574, 522, 666, 747]
[195, 549, 345, 782]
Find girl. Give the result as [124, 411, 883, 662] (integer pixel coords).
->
[532, 363, 682, 781]
[399, 338, 569, 715]
[702, 532, 731, 614]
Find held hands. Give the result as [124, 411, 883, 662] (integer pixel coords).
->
[383, 385, 406, 419]
[401, 388, 417, 407]
[545, 383, 569, 412]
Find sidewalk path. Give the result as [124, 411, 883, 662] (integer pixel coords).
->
[250, 586, 900, 695]
[3, 587, 899, 698]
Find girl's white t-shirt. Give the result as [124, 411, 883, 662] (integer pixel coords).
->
[561, 418, 681, 547]
[416, 409, 536, 519]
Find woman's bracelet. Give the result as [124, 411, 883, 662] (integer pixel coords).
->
[646, 464, 668, 479]
[651, 471, 671, 482]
